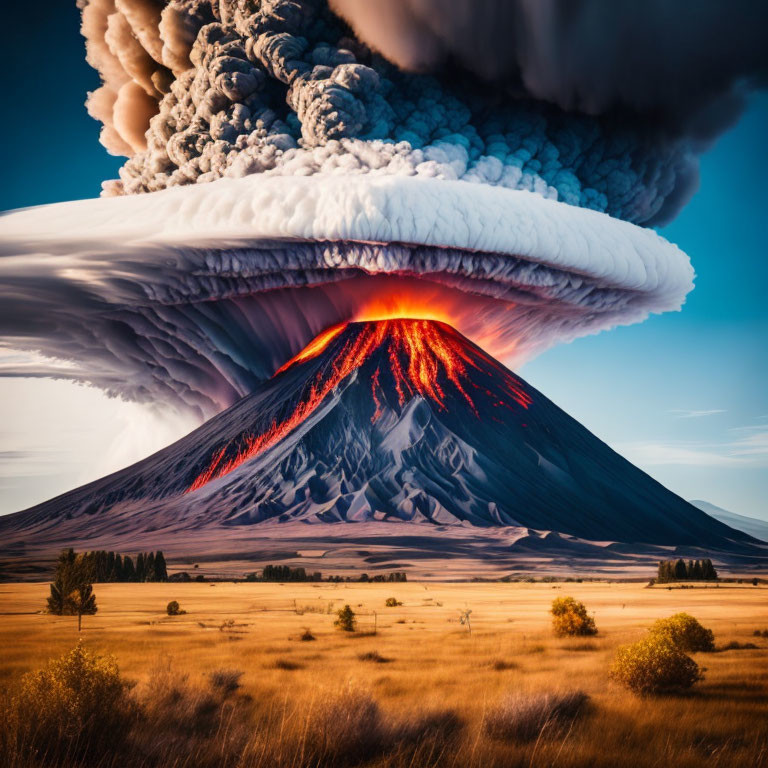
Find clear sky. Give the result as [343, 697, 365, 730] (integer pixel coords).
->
[0, 4, 766, 520]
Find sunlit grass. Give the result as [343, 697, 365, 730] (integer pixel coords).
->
[0, 581, 766, 767]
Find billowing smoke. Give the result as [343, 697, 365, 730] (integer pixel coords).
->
[330, 0, 767, 139]
[78, 0, 766, 227]
[0, 174, 692, 419]
[2, 0, 761, 424]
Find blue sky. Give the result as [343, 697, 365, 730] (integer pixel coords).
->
[0, 4, 766, 520]
[524, 97, 768, 520]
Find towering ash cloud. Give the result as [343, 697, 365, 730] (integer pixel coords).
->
[80, 0, 767, 225]
[0, 0, 761, 420]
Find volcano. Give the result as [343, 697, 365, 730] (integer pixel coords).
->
[0, 319, 762, 579]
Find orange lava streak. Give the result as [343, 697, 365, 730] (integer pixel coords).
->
[273, 322, 347, 376]
[187, 319, 531, 493]
[371, 365, 383, 424]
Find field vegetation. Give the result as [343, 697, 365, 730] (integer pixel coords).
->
[0, 580, 766, 767]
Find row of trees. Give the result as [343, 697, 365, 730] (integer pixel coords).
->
[249, 566, 409, 582]
[255, 565, 323, 582]
[656, 558, 718, 583]
[327, 572, 408, 583]
[79, 550, 168, 582]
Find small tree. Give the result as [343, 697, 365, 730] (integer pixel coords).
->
[47, 549, 77, 615]
[47, 550, 97, 631]
[550, 597, 597, 637]
[385, 597, 402, 607]
[673, 558, 688, 581]
[334, 604, 357, 632]
[701, 559, 718, 580]
[154, 551, 168, 582]
[122, 555, 135, 581]
[71, 583, 98, 632]
[145, 552, 156, 581]
[136, 552, 146, 582]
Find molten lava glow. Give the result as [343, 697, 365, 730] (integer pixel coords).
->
[187, 319, 532, 493]
[342, 275, 521, 362]
[273, 322, 347, 376]
[355, 292, 454, 325]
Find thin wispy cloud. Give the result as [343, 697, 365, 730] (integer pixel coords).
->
[668, 409, 726, 419]
[616, 426, 768, 468]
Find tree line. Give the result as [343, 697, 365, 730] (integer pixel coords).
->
[656, 558, 718, 583]
[246, 565, 408, 583]
[256, 565, 323, 582]
[78, 549, 168, 582]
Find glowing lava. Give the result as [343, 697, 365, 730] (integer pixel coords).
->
[273, 322, 347, 376]
[187, 319, 532, 493]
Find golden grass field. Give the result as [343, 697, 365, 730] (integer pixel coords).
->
[2, 580, 767, 767]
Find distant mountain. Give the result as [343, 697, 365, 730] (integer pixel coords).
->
[0, 319, 756, 569]
[691, 500, 768, 543]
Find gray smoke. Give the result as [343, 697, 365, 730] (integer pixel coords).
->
[330, 0, 767, 141]
[78, 0, 767, 226]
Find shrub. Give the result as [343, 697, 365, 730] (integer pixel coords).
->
[550, 597, 597, 637]
[610, 635, 702, 694]
[358, 651, 390, 663]
[385, 597, 402, 607]
[489, 660, 517, 671]
[335, 604, 357, 632]
[8, 642, 134, 761]
[300, 627, 316, 641]
[649, 613, 715, 652]
[208, 668, 243, 694]
[716, 640, 758, 651]
[484, 690, 589, 742]
[166, 600, 186, 616]
[273, 659, 303, 670]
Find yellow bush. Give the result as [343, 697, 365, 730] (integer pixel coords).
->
[550, 597, 597, 637]
[610, 635, 702, 694]
[10, 641, 134, 760]
[649, 612, 715, 652]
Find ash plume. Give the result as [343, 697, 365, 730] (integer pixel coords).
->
[77, 0, 766, 226]
[0, 174, 693, 419]
[3, 0, 759, 423]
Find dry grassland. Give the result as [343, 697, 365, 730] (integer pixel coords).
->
[1, 580, 767, 767]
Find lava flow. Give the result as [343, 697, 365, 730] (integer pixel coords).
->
[187, 319, 532, 493]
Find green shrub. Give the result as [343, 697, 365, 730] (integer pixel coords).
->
[9, 642, 134, 761]
[385, 597, 402, 607]
[649, 612, 715, 652]
[335, 604, 357, 632]
[166, 600, 186, 616]
[550, 597, 597, 637]
[610, 635, 702, 694]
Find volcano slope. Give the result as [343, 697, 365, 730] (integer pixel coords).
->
[0, 319, 763, 579]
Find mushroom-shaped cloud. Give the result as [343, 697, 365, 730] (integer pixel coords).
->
[1, 0, 764, 422]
